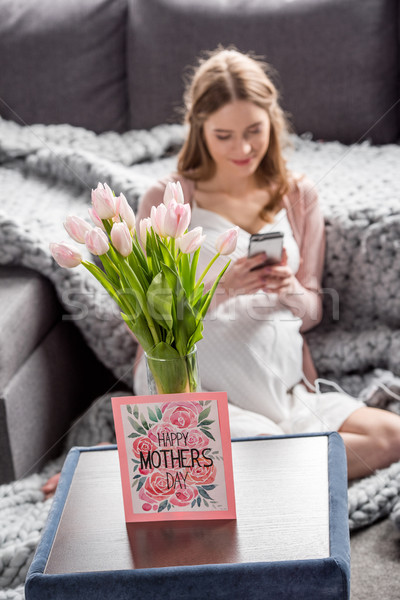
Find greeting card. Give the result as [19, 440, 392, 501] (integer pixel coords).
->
[112, 392, 236, 522]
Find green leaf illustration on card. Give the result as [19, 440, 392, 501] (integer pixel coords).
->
[128, 416, 147, 436]
[148, 407, 158, 423]
[136, 477, 146, 491]
[198, 406, 211, 422]
[201, 428, 216, 441]
[140, 414, 149, 430]
[198, 419, 213, 426]
[198, 487, 213, 500]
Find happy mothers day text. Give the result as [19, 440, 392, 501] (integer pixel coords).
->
[139, 431, 214, 490]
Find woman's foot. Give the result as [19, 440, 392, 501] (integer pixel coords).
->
[41, 442, 112, 500]
[41, 473, 61, 500]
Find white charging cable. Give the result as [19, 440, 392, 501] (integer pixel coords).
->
[302, 373, 400, 402]
[366, 381, 400, 402]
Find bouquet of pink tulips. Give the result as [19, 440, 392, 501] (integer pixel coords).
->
[50, 181, 238, 393]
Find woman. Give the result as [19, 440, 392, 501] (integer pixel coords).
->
[133, 48, 400, 481]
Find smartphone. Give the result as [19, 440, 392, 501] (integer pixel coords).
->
[248, 231, 284, 268]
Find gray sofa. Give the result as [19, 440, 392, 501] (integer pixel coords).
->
[1, 1, 400, 599]
[1, 0, 399, 479]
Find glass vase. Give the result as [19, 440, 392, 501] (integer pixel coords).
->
[144, 346, 201, 395]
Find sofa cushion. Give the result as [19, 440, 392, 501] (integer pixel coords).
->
[0, 267, 61, 390]
[0, 0, 128, 133]
[127, 0, 399, 144]
[0, 320, 118, 483]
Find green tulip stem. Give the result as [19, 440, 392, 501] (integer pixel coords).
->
[195, 252, 220, 290]
[170, 237, 176, 260]
[145, 315, 160, 346]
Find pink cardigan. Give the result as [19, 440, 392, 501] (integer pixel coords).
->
[137, 173, 325, 384]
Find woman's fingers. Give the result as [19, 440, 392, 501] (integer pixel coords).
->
[248, 253, 268, 269]
[263, 265, 291, 279]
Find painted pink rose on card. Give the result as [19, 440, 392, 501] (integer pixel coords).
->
[112, 392, 236, 522]
[139, 469, 176, 504]
[161, 401, 202, 429]
[185, 428, 210, 449]
[186, 457, 217, 486]
[170, 485, 199, 507]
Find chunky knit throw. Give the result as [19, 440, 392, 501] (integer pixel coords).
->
[0, 117, 399, 599]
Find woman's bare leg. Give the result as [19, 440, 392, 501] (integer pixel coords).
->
[339, 407, 400, 479]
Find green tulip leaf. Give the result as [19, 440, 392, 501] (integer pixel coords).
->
[146, 272, 173, 330]
[187, 320, 204, 348]
[158, 238, 177, 270]
[190, 247, 201, 288]
[122, 313, 154, 354]
[179, 252, 191, 295]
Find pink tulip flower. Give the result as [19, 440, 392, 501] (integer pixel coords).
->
[150, 203, 167, 236]
[91, 182, 116, 219]
[163, 181, 184, 207]
[49, 242, 82, 268]
[111, 222, 132, 257]
[116, 193, 136, 231]
[215, 227, 239, 255]
[85, 227, 110, 256]
[139, 217, 152, 245]
[164, 201, 191, 238]
[88, 206, 106, 230]
[176, 227, 206, 254]
[64, 215, 92, 244]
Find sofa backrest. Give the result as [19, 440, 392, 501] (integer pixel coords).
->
[0, 0, 128, 133]
[127, 0, 400, 144]
[1, 0, 399, 144]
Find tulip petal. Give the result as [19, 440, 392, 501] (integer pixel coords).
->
[177, 227, 206, 254]
[117, 193, 136, 231]
[215, 226, 239, 255]
[139, 217, 152, 245]
[111, 221, 133, 257]
[85, 227, 110, 256]
[91, 182, 117, 219]
[49, 242, 82, 268]
[64, 215, 92, 244]
[163, 181, 185, 207]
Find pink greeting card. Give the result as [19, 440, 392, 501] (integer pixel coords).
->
[112, 392, 236, 522]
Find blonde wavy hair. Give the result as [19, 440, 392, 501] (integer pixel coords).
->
[177, 47, 292, 218]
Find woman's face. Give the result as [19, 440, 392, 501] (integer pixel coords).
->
[202, 100, 270, 181]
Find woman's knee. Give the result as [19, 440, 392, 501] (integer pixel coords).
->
[381, 419, 400, 454]
[368, 412, 400, 463]
[341, 407, 400, 464]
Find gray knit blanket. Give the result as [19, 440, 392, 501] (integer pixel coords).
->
[0, 117, 400, 599]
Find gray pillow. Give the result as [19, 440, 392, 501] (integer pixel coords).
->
[0, 0, 128, 133]
[127, 0, 399, 144]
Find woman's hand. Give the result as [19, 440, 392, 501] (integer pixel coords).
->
[260, 248, 297, 296]
[220, 253, 276, 297]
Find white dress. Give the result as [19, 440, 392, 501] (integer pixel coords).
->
[135, 203, 364, 437]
